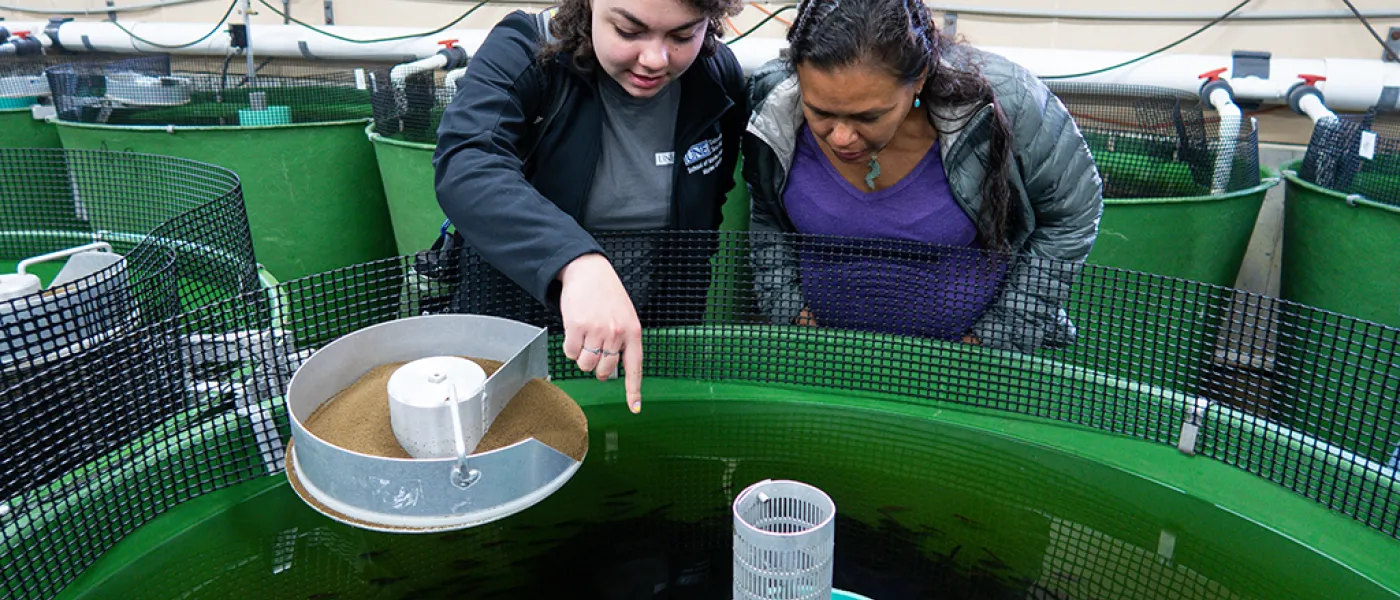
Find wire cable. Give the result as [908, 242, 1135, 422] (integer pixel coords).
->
[256, 0, 488, 44]
[1040, 0, 1251, 80]
[727, 5, 796, 45]
[1338, 0, 1399, 63]
[749, 2, 793, 27]
[109, 0, 236, 49]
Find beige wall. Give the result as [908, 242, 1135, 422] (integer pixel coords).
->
[5, 0, 1398, 144]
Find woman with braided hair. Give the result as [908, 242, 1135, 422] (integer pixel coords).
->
[744, 0, 1103, 352]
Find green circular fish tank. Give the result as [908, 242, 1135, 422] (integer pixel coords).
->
[1048, 81, 1275, 288]
[366, 127, 445, 257]
[1279, 159, 1400, 330]
[1, 234, 1395, 600]
[47, 55, 399, 282]
[1087, 165, 1277, 288]
[1, 54, 65, 149]
[54, 119, 395, 283]
[0, 105, 60, 149]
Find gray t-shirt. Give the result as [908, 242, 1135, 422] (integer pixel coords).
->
[583, 76, 680, 231]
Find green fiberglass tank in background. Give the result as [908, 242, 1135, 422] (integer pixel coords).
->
[367, 125, 443, 256]
[1267, 116, 1400, 481]
[47, 54, 398, 281]
[1281, 112, 1400, 330]
[0, 105, 60, 148]
[1042, 83, 1276, 417]
[1049, 82, 1275, 288]
[1280, 161, 1400, 328]
[0, 54, 66, 149]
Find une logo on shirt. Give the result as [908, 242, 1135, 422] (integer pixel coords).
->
[684, 140, 712, 165]
[655, 152, 674, 166]
[684, 135, 724, 174]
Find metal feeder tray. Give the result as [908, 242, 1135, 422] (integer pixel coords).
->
[285, 313, 583, 534]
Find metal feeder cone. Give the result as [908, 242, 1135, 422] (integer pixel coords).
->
[284, 314, 584, 533]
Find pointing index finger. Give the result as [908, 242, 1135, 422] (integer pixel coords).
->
[624, 331, 643, 414]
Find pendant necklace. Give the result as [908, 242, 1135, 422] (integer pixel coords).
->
[864, 153, 881, 190]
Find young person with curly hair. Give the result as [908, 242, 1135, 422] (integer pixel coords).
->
[435, 0, 747, 413]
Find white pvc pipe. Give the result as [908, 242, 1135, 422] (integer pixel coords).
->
[16, 242, 113, 275]
[31, 20, 488, 62]
[12, 18, 1400, 113]
[1207, 87, 1242, 195]
[390, 53, 447, 89]
[1297, 93, 1339, 125]
[443, 65, 468, 99]
[981, 45, 1400, 113]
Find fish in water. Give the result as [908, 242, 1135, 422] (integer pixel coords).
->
[977, 547, 1010, 571]
[953, 513, 983, 528]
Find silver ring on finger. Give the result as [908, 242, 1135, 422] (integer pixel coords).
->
[600, 348, 620, 357]
[583, 346, 603, 355]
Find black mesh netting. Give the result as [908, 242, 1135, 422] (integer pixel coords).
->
[0, 148, 261, 505]
[1300, 107, 1400, 207]
[43, 53, 401, 126]
[1, 232, 1397, 599]
[0, 53, 127, 102]
[1046, 82, 1262, 198]
[369, 66, 457, 144]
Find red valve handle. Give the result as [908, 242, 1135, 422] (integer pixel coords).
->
[1198, 67, 1228, 82]
[1297, 74, 1327, 87]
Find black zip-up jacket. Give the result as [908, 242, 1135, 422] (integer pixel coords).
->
[433, 10, 748, 310]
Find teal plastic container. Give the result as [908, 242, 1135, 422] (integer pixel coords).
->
[0, 96, 36, 109]
[237, 106, 292, 127]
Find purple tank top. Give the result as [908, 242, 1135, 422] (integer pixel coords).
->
[783, 124, 1009, 340]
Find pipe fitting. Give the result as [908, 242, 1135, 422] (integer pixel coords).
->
[436, 39, 469, 70]
[7, 30, 43, 56]
[44, 17, 70, 52]
[1197, 68, 1234, 105]
[1287, 77, 1326, 116]
[1200, 80, 1234, 106]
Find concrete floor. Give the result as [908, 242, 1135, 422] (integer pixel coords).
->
[1232, 143, 1307, 296]
[1212, 143, 1306, 375]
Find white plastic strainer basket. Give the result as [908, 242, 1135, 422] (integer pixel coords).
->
[733, 479, 836, 600]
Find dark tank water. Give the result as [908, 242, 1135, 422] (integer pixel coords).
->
[59, 399, 1395, 600]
